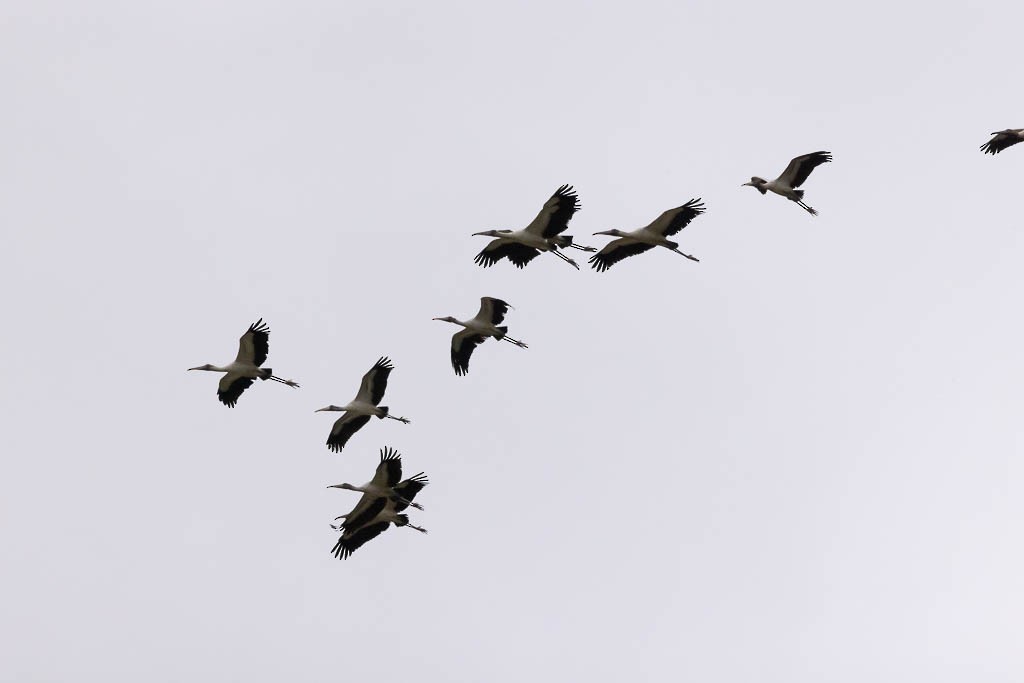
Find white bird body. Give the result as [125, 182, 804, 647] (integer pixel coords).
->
[473, 185, 594, 270]
[744, 151, 832, 215]
[589, 199, 704, 272]
[188, 319, 299, 407]
[315, 357, 410, 453]
[433, 297, 528, 375]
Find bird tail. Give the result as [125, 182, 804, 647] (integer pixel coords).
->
[550, 235, 572, 248]
[259, 368, 273, 380]
[394, 514, 410, 526]
[376, 406, 389, 419]
[495, 326, 508, 339]
[791, 189, 805, 201]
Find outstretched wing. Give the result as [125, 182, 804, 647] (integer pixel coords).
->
[356, 356, 393, 405]
[393, 473, 428, 512]
[326, 413, 372, 452]
[370, 446, 403, 488]
[523, 185, 581, 238]
[477, 296, 510, 325]
[588, 239, 655, 273]
[451, 329, 487, 376]
[778, 151, 831, 188]
[218, 374, 254, 407]
[474, 240, 541, 269]
[236, 319, 270, 366]
[981, 130, 1024, 155]
[331, 520, 391, 559]
[648, 199, 705, 237]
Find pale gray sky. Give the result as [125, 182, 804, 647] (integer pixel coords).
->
[2, 1, 1023, 681]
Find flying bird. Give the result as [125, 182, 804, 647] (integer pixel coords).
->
[472, 185, 595, 270]
[980, 128, 1024, 155]
[433, 297, 527, 376]
[188, 319, 299, 407]
[315, 357, 410, 453]
[743, 151, 832, 215]
[589, 199, 704, 272]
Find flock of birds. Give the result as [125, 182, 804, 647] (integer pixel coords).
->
[188, 129, 1023, 559]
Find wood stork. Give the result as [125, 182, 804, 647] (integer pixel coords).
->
[326, 446, 428, 517]
[330, 499, 427, 560]
[433, 297, 527, 376]
[472, 185, 595, 270]
[589, 199, 704, 272]
[980, 129, 1024, 155]
[188, 319, 299, 407]
[315, 357, 410, 453]
[743, 151, 832, 215]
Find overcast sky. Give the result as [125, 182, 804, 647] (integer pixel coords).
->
[3, 1, 1023, 681]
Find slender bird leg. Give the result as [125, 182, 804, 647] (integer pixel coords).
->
[393, 494, 424, 511]
[502, 336, 528, 348]
[403, 523, 428, 533]
[269, 375, 300, 387]
[549, 249, 580, 269]
[796, 201, 818, 216]
[567, 242, 597, 252]
[672, 248, 700, 262]
[385, 414, 411, 424]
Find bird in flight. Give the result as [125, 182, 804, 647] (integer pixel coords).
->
[589, 199, 705, 272]
[188, 319, 299, 407]
[743, 151, 832, 215]
[472, 185, 595, 270]
[433, 297, 527, 376]
[315, 357, 411, 453]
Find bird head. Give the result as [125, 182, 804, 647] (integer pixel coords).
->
[743, 177, 767, 187]
[187, 364, 215, 371]
[315, 405, 344, 413]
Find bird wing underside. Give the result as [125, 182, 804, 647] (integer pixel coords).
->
[651, 199, 705, 237]
[358, 356, 393, 405]
[523, 184, 581, 238]
[778, 151, 831, 188]
[236, 319, 270, 366]
[478, 297, 510, 325]
[326, 414, 372, 452]
[588, 239, 656, 272]
[451, 330, 487, 376]
[332, 520, 391, 559]
[372, 447, 403, 488]
[981, 131, 1024, 155]
[393, 474, 428, 512]
[474, 240, 541, 269]
[218, 374, 255, 407]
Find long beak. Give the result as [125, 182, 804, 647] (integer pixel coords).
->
[592, 230, 615, 236]
[742, 182, 753, 187]
[315, 406, 336, 412]
[326, 484, 343, 489]
[187, 366, 202, 371]
[471, 231, 489, 236]
[432, 317, 446, 321]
